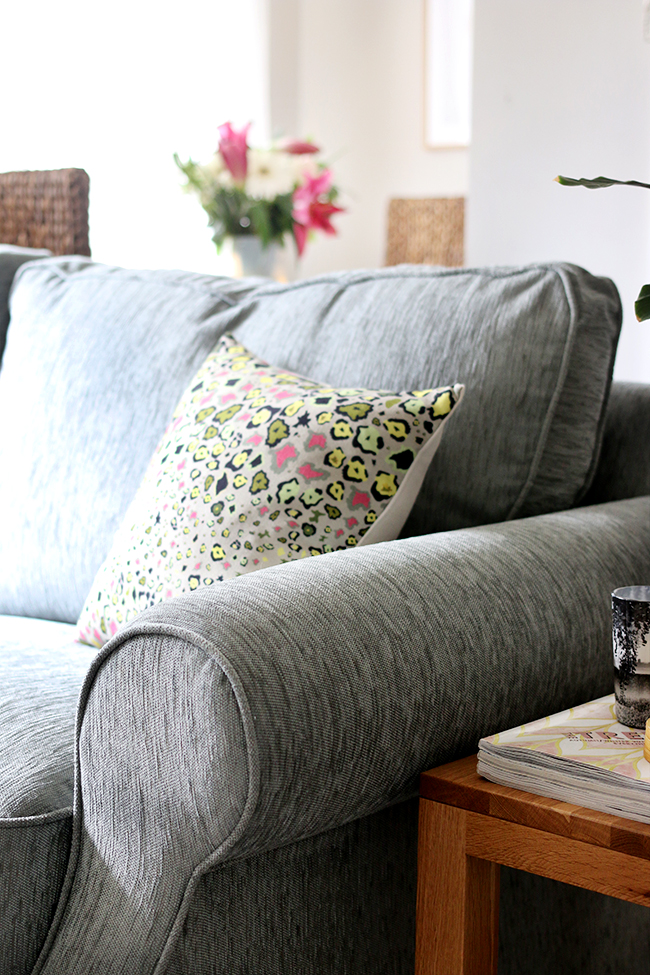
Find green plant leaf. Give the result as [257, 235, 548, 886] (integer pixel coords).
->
[555, 175, 650, 190]
[249, 200, 273, 246]
[635, 284, 650, 322]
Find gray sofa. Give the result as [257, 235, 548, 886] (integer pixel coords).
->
[0, 247, 649, 975]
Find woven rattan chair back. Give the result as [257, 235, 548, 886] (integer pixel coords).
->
[0, 168, 90, 256]
[385, 197, 464, 268]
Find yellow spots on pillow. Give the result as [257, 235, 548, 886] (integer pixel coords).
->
[344, 459, 367, 482]
[384, 419, 410, 441]
[283, 399, 304, 417]
[214, 403, 242, 424]
[266, 419, 290, 446]
[331, 420, 353, 439]
[372, 472, 398, 499]
[324, 447, 346, 469]
[250, 407, 272, 426]
[432, 390, 453, 416]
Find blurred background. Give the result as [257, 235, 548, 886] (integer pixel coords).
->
[1, 0, 649, 381]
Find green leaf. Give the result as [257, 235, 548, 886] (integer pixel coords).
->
[635, 284, 650, 322]
[555, 175, 650, 190]
[249, 200, 273, 246]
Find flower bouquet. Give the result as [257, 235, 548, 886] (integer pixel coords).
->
[175, 123, 344, 262]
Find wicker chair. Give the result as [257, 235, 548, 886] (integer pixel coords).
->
[385, 197, 464, 268]
[0, 168, 90, 256]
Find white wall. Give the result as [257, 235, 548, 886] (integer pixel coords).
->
[0, 0, 269, 275]
[287, 0, 469, 277]
[1, 0, 468, 279]
[467, 0, 650, 382]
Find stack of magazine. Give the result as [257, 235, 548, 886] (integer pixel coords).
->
[478, 694, 650, 824]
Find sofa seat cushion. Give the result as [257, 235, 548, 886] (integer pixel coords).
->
[0, 259, 260, 623]
[227, 263, 622, 534]
[0, 615, 95, 817]
[0, 615, 94, 975]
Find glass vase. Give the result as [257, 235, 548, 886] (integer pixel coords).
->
[230, 236, 297, 283]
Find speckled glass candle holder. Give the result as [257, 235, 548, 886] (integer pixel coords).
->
[613, 586, 650, 728]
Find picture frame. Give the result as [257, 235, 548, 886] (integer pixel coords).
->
[423, 0, 474, 149]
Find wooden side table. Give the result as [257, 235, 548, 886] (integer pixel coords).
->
[415, 754, 650, 975]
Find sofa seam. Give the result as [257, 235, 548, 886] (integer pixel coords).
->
[246, 261, 568, 299]
[0, 807, 72, 828]
[11, 258, 242, 302]
[505, 265, 581, 520]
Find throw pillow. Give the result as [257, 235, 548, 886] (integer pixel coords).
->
[77, 334, 463, 647]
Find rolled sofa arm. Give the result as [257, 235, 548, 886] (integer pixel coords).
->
[584, 382, 650, 504]
[36, 496, 650, 975]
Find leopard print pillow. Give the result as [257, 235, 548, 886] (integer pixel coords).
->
[77, 334, 463, 647]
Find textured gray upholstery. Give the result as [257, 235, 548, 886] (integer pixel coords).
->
[0, 616, 94, 818]
[228, 263, 621, 532]
[0, 245, 50, 366]
[0, 256, 645, 974]
[0, 616, 93, 975]
[0, 259, 260, 623]
[1, 813, 72, 975]
[25, 497, 649, 974]
[164, 799, 419, 975]
[0, 260, 620, 624]
[583, 381, 650, 504]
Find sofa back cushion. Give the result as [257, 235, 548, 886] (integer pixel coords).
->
[0, 259, 620, 623]
[230, 264, 621, 536]
[0, 245, 51, 367]
[0, 258, 259, 622]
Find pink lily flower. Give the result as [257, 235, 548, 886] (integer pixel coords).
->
[292, 169, 344, 256]
[217, 122, 250, 184]
[283, 139, 320, 155]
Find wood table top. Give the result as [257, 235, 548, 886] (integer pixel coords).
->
[420, 754, 650, 860]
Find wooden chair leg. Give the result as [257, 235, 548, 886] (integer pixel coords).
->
[415, 799, 500, 975]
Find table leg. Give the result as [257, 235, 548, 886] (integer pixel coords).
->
[415, 799, 500, 975]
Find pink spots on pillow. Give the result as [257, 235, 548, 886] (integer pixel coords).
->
[308, 433, 326, 449]
[336, 529, 345, 537]
[351, 491, 370, 509]
[346, 517, 358, 528]
[220, 392, 236, 404]
[246, 434, 263, 446]
[260, 506, 269, 515]
[276, 443, 297, 467]
[298, 462, 325, 479]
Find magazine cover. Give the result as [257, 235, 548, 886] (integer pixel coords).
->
[480, 694, 649, 783]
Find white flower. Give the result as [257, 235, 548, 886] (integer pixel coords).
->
[244, 149, 320, 200]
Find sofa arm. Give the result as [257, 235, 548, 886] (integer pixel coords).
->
[37, 496, 650, 975]
[583, 382, 650, 504]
